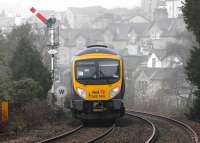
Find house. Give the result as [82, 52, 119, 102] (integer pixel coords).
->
[124, 55, 148, 79]
[165, 0, 183, 18]
[153, 7, 168, 21]
[146, 49, 167, 68]
[126, 44, 140, 56]
[123, 55, 148, 97]
[92, 13, 122, 29]
[162, 54, 183, 68]
[134, 67, 186, 99]
[142, 18, 178, 50]
[109, 8, 135, 20]
[66, 6, 107, 28]
[60, 28, 104, 64]
[103, 29, 115, 44]
[147, 52, 162, 68]
[141, 0, 160, 20]
[0, 16, 15, 33]
[134, 67, 158, 97]
[104, 23, 133, 51]
[129, 23, 151, 43]
[146, 49, 183, 68]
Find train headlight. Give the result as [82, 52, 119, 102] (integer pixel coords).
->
[110, 87, 120, 98]
[76, 88, 86, 99]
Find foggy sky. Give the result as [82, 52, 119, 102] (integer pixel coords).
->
[0, 0, 141, 16]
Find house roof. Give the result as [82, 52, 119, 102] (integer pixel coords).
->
[61, 28, 104, 46]
[129, 15, 150, 24]
[106, 23, 133, 41]
[152, 49, 167, 60]
[136, 67, 183, 81]
[93, 13, 122, 23]
[131, 23, 151, 36]
[109, 8, 133, 17]
[151, 68, 175, 80]
[68, 6, 107, 17]
[124, 55, 148, 70]
[146, 18, 176, 37]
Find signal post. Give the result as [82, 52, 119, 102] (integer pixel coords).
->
[30, 7, 59, 97]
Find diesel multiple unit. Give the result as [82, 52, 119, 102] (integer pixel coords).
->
[70, 45, 125, 121]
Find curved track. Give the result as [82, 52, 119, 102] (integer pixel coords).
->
[37, 110, 198, 143]
[128, 110, 199, 143]
[37, 113, 157, 143]
[37, 123, 114, 143]
[126, 112, 158, 143]
[37, 125, 83, 143]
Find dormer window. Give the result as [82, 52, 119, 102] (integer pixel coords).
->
[151, 32, 160, 40]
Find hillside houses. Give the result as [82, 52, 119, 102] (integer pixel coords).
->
[132, 67, 190, 106]
[0, 11, 15, 34]
[53, 4, 191, 108]
[142, 0, 183, 20]
[66, 6, 107, 28]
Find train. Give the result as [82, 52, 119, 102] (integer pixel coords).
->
[69, 44, 125, 122]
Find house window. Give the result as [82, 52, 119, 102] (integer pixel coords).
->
[156, 33, 160, 39]
[138, 81, 148, 95]
[152, 58, 156, 68]
[151, 32, 160, 40]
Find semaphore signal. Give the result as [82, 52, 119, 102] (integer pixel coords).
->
[30, 7, 47, 25]
[30, 6, 59, 96]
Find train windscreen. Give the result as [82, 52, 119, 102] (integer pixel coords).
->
[75, 59, 120, 84]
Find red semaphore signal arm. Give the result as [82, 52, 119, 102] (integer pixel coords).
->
[30, 7, 47, 25]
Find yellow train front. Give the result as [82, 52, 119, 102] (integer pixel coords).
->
[70, 45, 125, 121]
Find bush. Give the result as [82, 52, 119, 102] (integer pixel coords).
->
[10, 34, 52, 99]
[10, 78, 43, 108]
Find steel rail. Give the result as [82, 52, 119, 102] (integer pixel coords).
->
[128, 110, 199, 143]
[37, 125, 83, 143]
[87, 123, 115, 143]
[126, 112, 158, 143]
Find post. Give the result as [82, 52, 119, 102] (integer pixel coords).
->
[47, 16, 59, 95]
[51, 54, 55, 93]
[30, 8, 59, 103]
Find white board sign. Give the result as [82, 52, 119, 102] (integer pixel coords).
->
[48, 49, 58, 55]
[56, 86, 66, 96]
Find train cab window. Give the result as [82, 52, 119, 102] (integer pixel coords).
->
[99, 60, 120, 79]
[75, 59, 120, 85]
[76, 61, 97, 80]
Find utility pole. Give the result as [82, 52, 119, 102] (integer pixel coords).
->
[30, 7, 59, 96]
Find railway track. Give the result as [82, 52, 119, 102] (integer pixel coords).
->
[126, 112, 158, 143]
[38, 125, 83, 143]
[37, 115, 155, 143]
[37, 123, 115, 143]
[37, 112, 157, 143]
[128, 110, 199, 143]
[37, 110, 198, 143]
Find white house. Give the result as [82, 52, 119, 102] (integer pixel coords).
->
[126, 44, 140, 56]
[162, 55, 183, 68]
[147, 53, 162, 68]
[165, 0, 183, 18]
